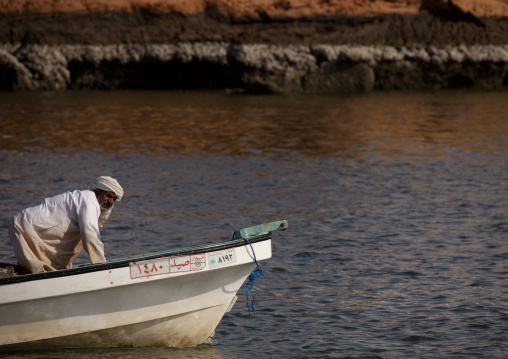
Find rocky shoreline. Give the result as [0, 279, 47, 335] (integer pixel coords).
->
[2, 43, 507, 93]
[1, 0, 508, 93]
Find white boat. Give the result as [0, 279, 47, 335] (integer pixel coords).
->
[0, 220, 288, 351]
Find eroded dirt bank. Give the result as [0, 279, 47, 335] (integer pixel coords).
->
[1, 0, 508, 93]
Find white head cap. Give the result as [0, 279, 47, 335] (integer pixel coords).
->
[88, 176, 124, 201]
[88, 176, 124, 226]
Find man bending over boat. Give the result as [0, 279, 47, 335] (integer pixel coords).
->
[8, 176, 124, 274]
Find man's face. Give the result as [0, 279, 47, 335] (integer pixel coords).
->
[96, 191, 118, 211]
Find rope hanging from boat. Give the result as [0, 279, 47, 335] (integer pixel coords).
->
[232, 229, 265, 320]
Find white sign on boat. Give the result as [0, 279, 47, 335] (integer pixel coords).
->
[208, 248, 237, 268]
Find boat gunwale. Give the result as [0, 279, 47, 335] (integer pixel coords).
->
[0, 233, 271, 286]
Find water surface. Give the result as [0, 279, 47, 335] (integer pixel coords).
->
[1, 90, 508, 358]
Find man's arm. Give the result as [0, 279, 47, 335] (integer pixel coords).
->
[76, 191, 107, 264]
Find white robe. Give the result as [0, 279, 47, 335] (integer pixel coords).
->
[8, 190, 107, 273]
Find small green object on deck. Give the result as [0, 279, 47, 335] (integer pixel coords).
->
[233, 220, 288, 240]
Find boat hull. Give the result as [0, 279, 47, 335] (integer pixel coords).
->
[2, 303, 229, 350]
[0, 236, 272, 350]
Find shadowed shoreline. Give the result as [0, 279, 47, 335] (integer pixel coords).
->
[2, 42, 507, 93]
[1, 6, 508, 93]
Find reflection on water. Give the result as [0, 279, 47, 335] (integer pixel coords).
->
[1, 90, 507, 157]
[1, 90, 508, 359]
[2, 346, 233, 359]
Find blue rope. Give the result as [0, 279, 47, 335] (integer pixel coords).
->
[232, 228, 265, 320]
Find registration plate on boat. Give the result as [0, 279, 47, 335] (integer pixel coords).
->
[129, 254, 207, 278]
[129, 258, 171, 279]
[208, 248, 236, 268]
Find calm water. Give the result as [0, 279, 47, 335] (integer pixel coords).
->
[1, 90, 508, 358]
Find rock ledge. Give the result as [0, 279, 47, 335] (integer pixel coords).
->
[1, 43, 507, 93]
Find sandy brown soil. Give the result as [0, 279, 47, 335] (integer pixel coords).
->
[2, 0, 508, 18]
[0, 0, 423, 17]
[1, 0, 508, 46]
